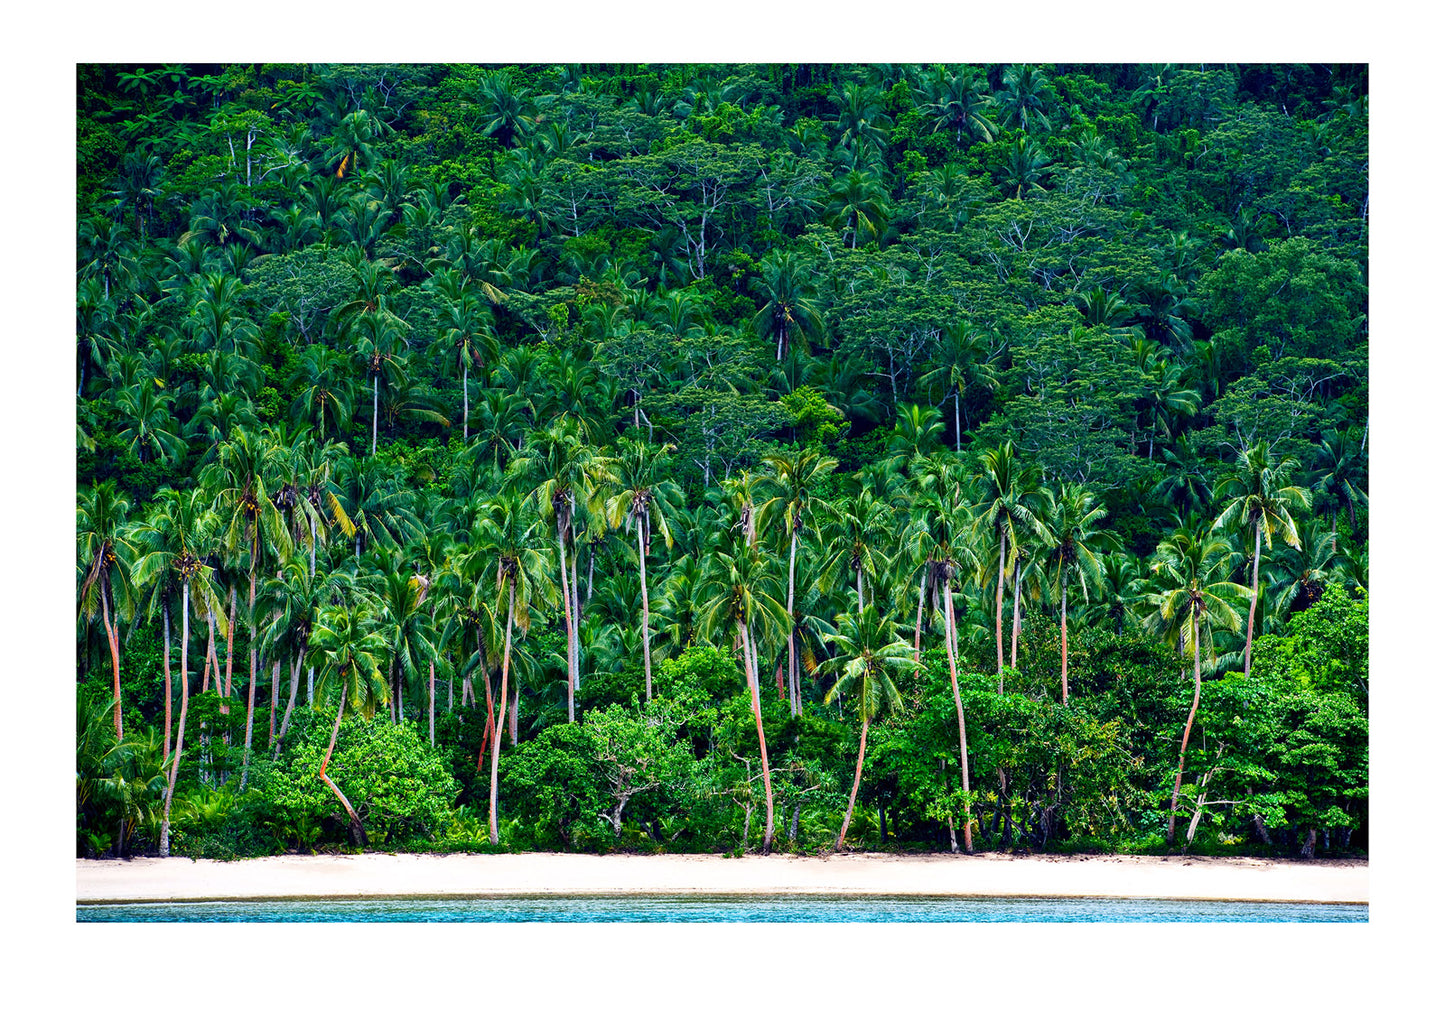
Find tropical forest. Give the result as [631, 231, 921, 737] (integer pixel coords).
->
[76, 63, 1369, 862]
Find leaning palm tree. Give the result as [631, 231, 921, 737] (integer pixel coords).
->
[78, 482, 137, 741]
[1141, 528, 1249, 846]
[307, 599, 390, 846]
[820, 607, 912, 851]
[603, 439, 685, 701]
[1046, 484, 1114, 704]
[698, 540, 789, 854]
[758, 449, 839, 715]
[1212, 442, 1311, 678]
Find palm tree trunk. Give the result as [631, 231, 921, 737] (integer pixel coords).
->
[240, 548, 258, 790]
[462, 359, 469, 443]
[429, 660, 436, 746]
[476, 623, 495, 771]
[1167, 609, 1204, 846]
[224, 585, 236, 701]
[319, 692, 366, 846]
[955, 390, 963, 453]
[571, 538, 582, 692]
[202, 606, 215, 693]
[1061, 583, 1069, 705]
[836, 714, 870, 851]
[1010, 560, 1022, 671]
[785, 530, 798, 716]
[638, 518, 653, 701]
[857, 565, 865, 616]
[371, 373, 379, 457]
[162, 601, 172, 760]
[269, 658, 280, 745]
[913, 563, 929, 669]
[488, 581, 515, 845]
[160, 587, 192, 858]
[995, 531, 1007, 682]
[943, 580, 974, 853]
[102, 586, 123, 740]
[557, 522, 576, 722]
[1245, 520, 1262, 678]
[274, 645, 304, 759]
[742, 621, 775, 855]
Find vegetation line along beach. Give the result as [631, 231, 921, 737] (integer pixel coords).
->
[77, 63, 1367, 869]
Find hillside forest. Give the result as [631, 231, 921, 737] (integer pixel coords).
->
[76, 63, 1368, 861]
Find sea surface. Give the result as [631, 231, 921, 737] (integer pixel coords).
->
[77, 894, 1367, 923]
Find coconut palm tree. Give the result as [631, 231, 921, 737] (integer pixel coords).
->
[307, 599, 390, 846]
[758, 449, 839, 715]
[604, 440, 685, 701]
[130, 488, 226, 856]
[201, 427, 293, 790]
[697, 540, 789, 854]
[1046, 484, 1114, 703]
[972, 442, 1052, 681]
[821, 607, 912, 851]
[1142, 527, 1249, 846]
[434, 288, 496, 444]
[824, 169, 889, 249]
[919, 68, 997, 145]
[464, 492, 553, 842]
[1311, 427, 1368, 535]
[78, 482, 137, 741]
[1212, 442, 1311, 678]
[751, 251, 826, 362]
[917, 323, 1001, 448]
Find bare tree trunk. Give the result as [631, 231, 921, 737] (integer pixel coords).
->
[371, 373, 379, 457]
[269, 657, 280, 745]
[240, 552, 258, 791]
[944, 580, 974, 852]
[429, 660, 436, 746]
[1167, 610, 1203, 846]
[836, 715, 869, 851]
[571, 538, 582, 694]
[224, 586, 236, 701]
[475, 623, 495, 772]
[488, 582, 515, 844]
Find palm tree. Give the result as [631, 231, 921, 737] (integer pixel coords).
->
[370, 552, 437, 728]
[1142, 528, 1249, 846]
[758, 449, 840, 716]
[518, 419, 617, 721]
[917, 323, 1001, 448]
[466, 493, 552, 842]
[130, 488, 226, 856]
[351, 309, 409, 458]
[1266, 520, 1343, 617]
[751, 251, 826, 362]
[1046, 484, 1113, 704]
[698, 541, 789, 854]
[997, 64, 1053, 135]
[201, 427, 293, 790]
[288, 346, 357, 444]
[972, 442, 1052, 681]
[821, 607, 912, 851]
[824, 169, 889, 249]
[1001, 136, 1052, 199]
[78, 482, 136, 741]
[604, 440, 685, 701]
[434, 288, 496, 443]
[1312, 427, 1368, 535]
[920, 68, 997, 145]
[307, 599, 390, 846]
[1212, 442, 1311, 678]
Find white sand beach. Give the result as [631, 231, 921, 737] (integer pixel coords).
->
[75, 851, 1367, 904]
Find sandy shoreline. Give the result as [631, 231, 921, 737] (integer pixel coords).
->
[76, 852, 1367, 905]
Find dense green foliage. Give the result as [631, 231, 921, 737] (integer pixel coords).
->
[76, 63, 1366, 860]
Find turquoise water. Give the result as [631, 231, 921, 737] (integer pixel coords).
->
[77, 895, 1366, 923]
